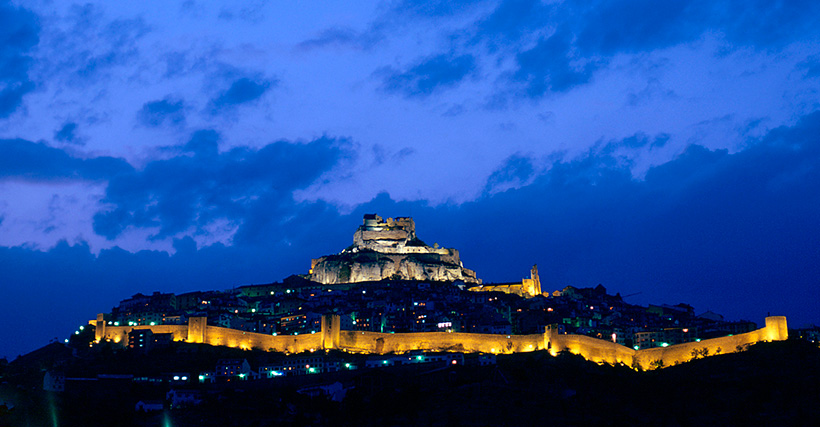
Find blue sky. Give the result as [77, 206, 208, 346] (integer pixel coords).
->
[1, 0, 819, 358]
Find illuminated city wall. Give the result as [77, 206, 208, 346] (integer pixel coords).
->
[96, 318, 323, 353]
[95, 324, 189, 345]
[630, 316, 788, 369]
[337, 331, 546, 354]
[200, 325, 322, 352]
[546, 332, 636, 365]
[93, 313, 788, 369]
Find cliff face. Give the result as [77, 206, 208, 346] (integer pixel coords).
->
[308, 214, 481, 284]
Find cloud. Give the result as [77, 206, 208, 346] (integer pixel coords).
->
[137, 97, 186, 128]
[472, 0, 554, 49]
[93, 131, 352, 240]
[54, 122, 81, 144]
[383, 0, 820, 99]
[208, 76, 274, 112]
[797, 54, 820, 79]
[0, 138, 132, 181]
[511, 28, 600, 96]
[378, 53, 477, 97]
[484, 153, 535, 194]
[388, 0, 488, 18]
[0, 1, 39, 118]
[297, 27, 380, 51]
[67, 7, 150, 83]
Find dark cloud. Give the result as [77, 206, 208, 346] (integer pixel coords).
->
[297, 27, 380, 51]
[798, 54, 820, 79]
[387, 0, 820, 99]
[388, 0, 487, 18]
[54, 122, 80, 144]
[208, 77, 274, 112]
[378, 53, 477, 97]
[473, 0, 554, 49]
[137, 97, 185, 127]
[93, 131, 351, 240]
[0, 138, 132, 181]
[72, 14, 150, 82]
[217, 2, 266, 23]
[717, 0, 820, 48]
[574, 0, 703, 55]
[484, 153, 534, 193]
[0, 1, 39, 118]
[512, 28, 600, 96]
[34, 4, 150, 86]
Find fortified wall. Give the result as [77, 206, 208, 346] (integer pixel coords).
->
[469, 265, 543, 298]
[93, 313, 788, 370]
[308, 214, 481, 284]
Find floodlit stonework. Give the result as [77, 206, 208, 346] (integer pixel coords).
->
[468, 264, 543, 297]
[308, 214, 481, 284]
[94, 314, 788, 371]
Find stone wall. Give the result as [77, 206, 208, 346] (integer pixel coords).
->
[337, 331, 546, 354]
[92, 314, 788, 370]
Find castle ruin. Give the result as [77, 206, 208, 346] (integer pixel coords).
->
[308, 214, 481, 284]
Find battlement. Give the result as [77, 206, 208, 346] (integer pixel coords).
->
[309, 214, 481, 284]
[94, 314, 789, 371]
[354, 214, 417, 250]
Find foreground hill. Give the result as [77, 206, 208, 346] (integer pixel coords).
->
[1, 339, 818, 426]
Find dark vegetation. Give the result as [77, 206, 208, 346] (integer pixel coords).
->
[1, 340, 818, 426]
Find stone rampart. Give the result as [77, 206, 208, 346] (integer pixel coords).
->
[93, 314, 787, 370]
[337, 331, 545, 354]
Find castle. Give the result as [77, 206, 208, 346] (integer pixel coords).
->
[468, 264, 543, 298]
[308, 214, 481, 284]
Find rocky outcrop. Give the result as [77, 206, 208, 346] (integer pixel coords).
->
[308, 214, 481, 284]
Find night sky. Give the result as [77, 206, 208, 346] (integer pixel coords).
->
[1, 0, 819, 359]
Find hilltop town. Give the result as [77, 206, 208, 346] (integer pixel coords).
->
[2, 214, 817, 425]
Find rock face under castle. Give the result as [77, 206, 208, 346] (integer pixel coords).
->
[308, 214, 481, 284]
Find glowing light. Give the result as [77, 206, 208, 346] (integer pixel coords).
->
[633, 345, 640, 350]
[64, 339, 69, 343]
[239, 373, 246, 379]
[181, 376, 188, 381]
[695, 338, 701, 342]
[199, 375, 205, 381]
[74, 331, 79, 335]
[173, 376, 180, 380]
[682, 328, 689, 333]
[149, 322, 156, 326]
[660, 342, 669, 347]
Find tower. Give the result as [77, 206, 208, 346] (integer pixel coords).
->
[530, 264, 542, 296]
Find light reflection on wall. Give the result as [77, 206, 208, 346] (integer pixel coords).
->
[93, 314, 787, 370]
